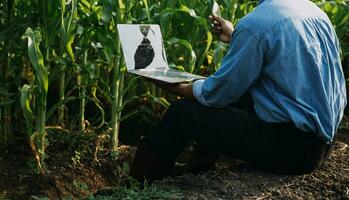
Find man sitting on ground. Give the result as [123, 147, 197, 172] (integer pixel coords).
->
[130, 0, 347, 182]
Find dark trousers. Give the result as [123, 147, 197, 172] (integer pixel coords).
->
[145, 96, 333, 174]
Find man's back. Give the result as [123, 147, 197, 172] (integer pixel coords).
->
[243, 0, 346, 142]
[193, 0, 346, 142]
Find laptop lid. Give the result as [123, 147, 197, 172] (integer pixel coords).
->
[117, 24, 168, 71]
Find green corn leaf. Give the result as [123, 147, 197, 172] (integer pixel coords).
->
[149, 95, 170, 109]
[179, 5, 197, 18]
[158, 97, 170, 108]
[88, 97, 105, 129]
[160, 13, 171, 36]
[168, 37, 197, 73]
[101, 0, 115, 24]
[65, 0, 77, 62]
[79, 0, 91, 10]
[60, 0, 65, 14]
[118, 0, 125, 9]
[67, 0, 77, 36]
[143, 0, 150, 20]
[20, 84, 34, 135]
[206, 31, 213, 54]
[214, 42, 227, 70]
[22, 28, 49, 93]
[65, 34, 75, 62]
[120, 110, 138, 122]
[198, 31, 213, 68]
[338, 13, 349, 27]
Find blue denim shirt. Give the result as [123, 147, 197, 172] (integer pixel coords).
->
[193, 0, 347, 142]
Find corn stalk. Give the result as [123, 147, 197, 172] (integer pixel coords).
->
[110, 0, 126, 151]
[59, 0, 78, 128]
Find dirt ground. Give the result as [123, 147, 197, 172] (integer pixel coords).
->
[0, 131, 348, 200]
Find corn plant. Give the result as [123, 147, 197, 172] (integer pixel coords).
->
[21, 28, 49, 174]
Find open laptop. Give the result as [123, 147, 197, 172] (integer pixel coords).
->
[117, 24, 205, 84]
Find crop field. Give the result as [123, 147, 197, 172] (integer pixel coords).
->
[0, 0, 349, 199]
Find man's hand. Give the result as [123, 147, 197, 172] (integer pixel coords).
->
[146, 78, 195, 100]
[209, 15, 234, 43]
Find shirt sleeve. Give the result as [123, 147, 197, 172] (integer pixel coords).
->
[193, 27, 264, 107]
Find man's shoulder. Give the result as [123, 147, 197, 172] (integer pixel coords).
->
[237, 0, 327, 39]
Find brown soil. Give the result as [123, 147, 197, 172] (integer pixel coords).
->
[0, 131, 348, 200]
[0, 136, 135, 200]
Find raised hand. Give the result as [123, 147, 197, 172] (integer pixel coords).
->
[209, 15, 234, 43]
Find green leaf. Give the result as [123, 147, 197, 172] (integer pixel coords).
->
[22, 28, 49, 93]
[66, 34, 75, 62]
[101, 0, 115, 24]
[179, 5, 197, 18]
[198, 31, 213, 69]
[20, 84, 34, 135]
[168, 37, 197, 73]
[118, 0, 125, 9]
[143, 0, 150, 20]
[120, 110, 138, 122]
[88, 96, 105, 129]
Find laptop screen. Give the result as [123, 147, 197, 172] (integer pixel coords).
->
[117, 24, 168, 71]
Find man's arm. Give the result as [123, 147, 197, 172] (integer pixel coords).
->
[192, 27, 264, 107]
[149, 15, 234, 99]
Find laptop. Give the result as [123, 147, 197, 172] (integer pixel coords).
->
[117, 24, 206, 84]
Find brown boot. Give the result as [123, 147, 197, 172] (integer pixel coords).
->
[129, 139, 174, 184]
